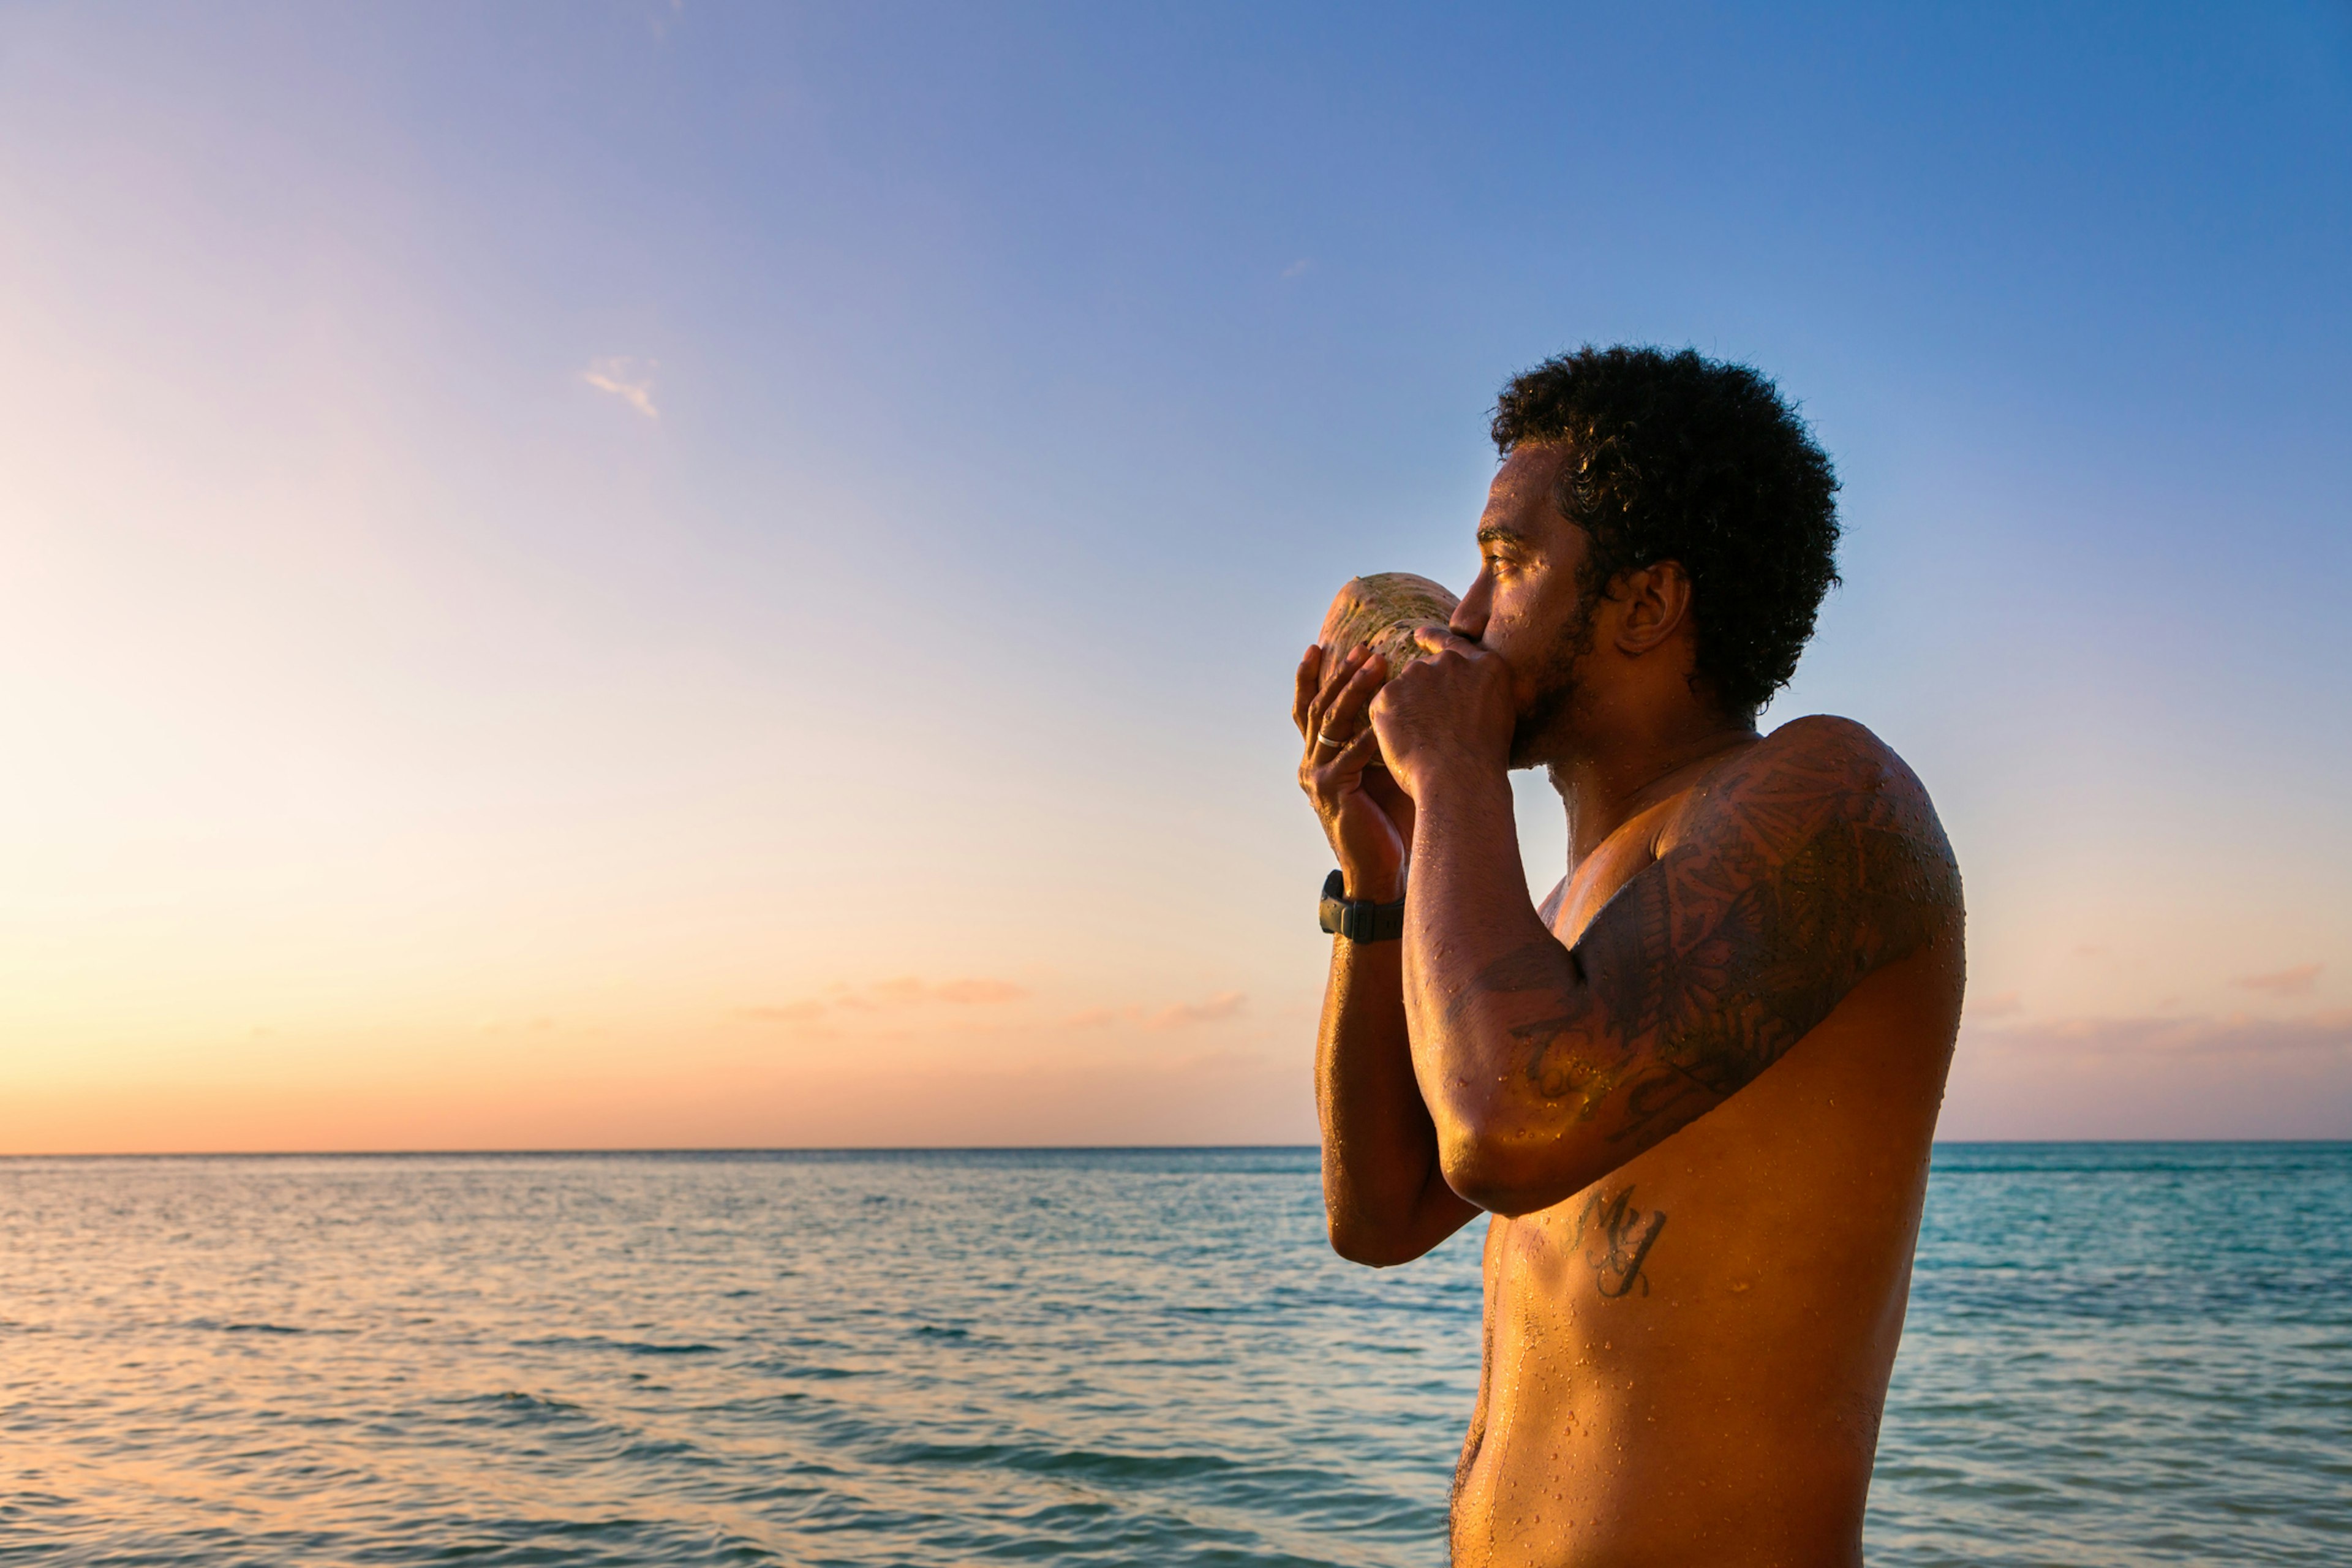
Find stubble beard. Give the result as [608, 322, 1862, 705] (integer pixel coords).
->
[1506, 589, 1599, 770]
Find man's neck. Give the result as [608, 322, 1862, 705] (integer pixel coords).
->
[1545, 708, 1760, 865]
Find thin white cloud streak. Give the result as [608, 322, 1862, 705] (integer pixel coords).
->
[581, 357, 658, 419]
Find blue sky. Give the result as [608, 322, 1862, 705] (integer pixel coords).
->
[2, 2, 2347, 1147]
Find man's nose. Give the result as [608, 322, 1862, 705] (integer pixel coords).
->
[1449, 575, 1492, 643]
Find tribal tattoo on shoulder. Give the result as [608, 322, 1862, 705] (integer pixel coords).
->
[1457, 722, 1962, 1152]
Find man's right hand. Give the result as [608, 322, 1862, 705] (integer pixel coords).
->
[1294, 644, 1413, 903]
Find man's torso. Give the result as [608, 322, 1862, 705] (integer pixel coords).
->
[1449, 744, 1963, 1567]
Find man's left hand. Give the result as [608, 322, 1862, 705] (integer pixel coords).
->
[1369, 627, 1517, 797]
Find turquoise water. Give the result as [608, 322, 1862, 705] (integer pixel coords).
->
[1, 1144, 2345, 1565]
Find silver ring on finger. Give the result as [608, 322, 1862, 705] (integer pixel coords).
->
[1314, 729, 1348, 752]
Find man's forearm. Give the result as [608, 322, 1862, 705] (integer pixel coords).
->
[1400, 758, 1591, 1199]
[1316, 933, 1475, 1265]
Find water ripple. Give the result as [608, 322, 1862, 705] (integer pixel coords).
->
[0, 1144, 2345, 1564]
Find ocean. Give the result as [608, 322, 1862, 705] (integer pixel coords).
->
[2, 1143, 2346, 1566]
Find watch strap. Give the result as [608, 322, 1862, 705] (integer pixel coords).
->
[1318, 869, 1407, 943]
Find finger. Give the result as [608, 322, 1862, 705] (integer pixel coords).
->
[1306, 724, 1382, 797]
[1316, 643, 1363, 712]
[1301, 718, 1374, 799]
[1412, 623, 1477, 655]
[1314, 657, 1387, 759]
[1315, 724, 1384, 786]
[1320, 654, 1390, 741]
[1304, 643, 1367, 737]
[1316, 641, 1368, 706]
[1314, 709, 1385, 780]
[1293, 646, 1323, 736]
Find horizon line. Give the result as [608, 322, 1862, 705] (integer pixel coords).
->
[4, 1137, 2347, 1160]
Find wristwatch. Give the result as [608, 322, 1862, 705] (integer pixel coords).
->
[1317, 869, 1407, 943]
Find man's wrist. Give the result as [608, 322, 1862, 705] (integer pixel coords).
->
[1390, 744, 1510, 810]
[1321, 869, 1408, 941]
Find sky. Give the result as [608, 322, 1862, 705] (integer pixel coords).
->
[2, 1, 2348, 1152]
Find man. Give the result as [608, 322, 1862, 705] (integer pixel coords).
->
[1292, 345, 1962, 1567]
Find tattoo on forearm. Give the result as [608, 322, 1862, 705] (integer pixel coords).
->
[1569, 1184, 1667, 1298]
[1453, 728, 1962, 1151]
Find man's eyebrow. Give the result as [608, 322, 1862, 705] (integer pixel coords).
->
[1477, 524, 1536, 548]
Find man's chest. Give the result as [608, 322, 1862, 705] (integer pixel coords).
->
[1546, 794, 1691, 946]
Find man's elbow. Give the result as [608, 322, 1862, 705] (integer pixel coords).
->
[1326, 1218, 1428, 1269]
[1438, 1126, 1590, 1218]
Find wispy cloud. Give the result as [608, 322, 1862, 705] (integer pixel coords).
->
[1969, 990, 2024, 1019]
[1968, 1008, 2352, 1061]
[581, 356, 659, 419]
[1066, 991, 1246, 1030]
[740, 976, 1028, 1024]
[1945, 1008, 2352, 1140]
[2233, 963, 2322, 998]
[1281, 258, 1313, 279]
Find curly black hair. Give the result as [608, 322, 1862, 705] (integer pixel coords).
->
[1491, 345, 1840, 715]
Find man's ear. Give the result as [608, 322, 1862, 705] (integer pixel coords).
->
[1611, 562, 1693, 656]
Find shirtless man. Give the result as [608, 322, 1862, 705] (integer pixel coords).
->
[1292, 346, 1963, 1567]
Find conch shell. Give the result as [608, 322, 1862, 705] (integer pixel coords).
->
[1317, 572, 1460, 672]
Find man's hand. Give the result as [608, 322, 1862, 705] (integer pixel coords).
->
[1298, 639, 1480, 1270]
[1368, 626, 1517, 798]
[1294, 644, 1412, 902]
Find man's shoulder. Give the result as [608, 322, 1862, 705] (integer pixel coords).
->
[1718, 715, 1938, 818]
[1754, 712, 1907, 776]
[1683, 714, 1957, 899]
